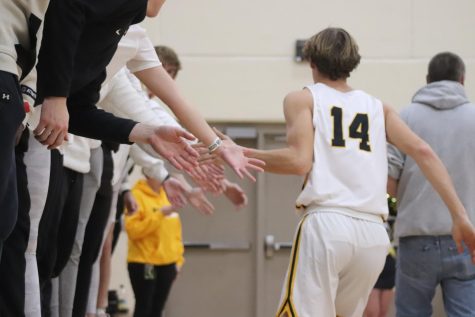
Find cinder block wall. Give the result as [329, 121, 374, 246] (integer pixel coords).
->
[142, 0, 475, 122]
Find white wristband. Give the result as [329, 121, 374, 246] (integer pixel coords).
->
[208, 137, 222, 153]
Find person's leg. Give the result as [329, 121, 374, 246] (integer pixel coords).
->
[58, 147, 103, 317]
[73, 146, 114, 317]
[395, 236, 440, 317]
[111, 191, 125, 254]
[0, 70, 25, 252]
[276, 212, 345, 317]
[0, 130, 30, 317]
[24, 135, 51, 317]
[49, 277, 59, 317]
[37, 150, 65, 283]
[37, 150, 64, 317]
[127, 263, 155, 317]
[439, 236, 475, 317]
[379, 289, 394, 317]
[334, 218, 389, 317]
[364, 289, 381, 317]
[53, 169, 84, 277]
[150, 263, 178, 317]
[95, 224, 115, 313]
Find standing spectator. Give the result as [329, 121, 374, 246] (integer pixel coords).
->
[388, 52, 475, 317]
[125, 177, 184, 317]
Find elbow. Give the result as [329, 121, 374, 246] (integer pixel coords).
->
[413, 142, 435, 164]
[293, 159, 312, 176]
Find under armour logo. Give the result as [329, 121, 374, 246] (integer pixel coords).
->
[2, 93, 10, 101]
[115, 27, 128, 37]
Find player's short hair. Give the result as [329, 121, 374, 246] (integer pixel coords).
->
[303, 27, 361, 80]
[427, 52, 465, 83]
[154, 45, 182, 70]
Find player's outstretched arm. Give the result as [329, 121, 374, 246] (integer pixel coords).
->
[129, 124, 199, 172]
[384, 104, 475, 262]
[135, 66, 264, 181]
[243, 90, 314, 175]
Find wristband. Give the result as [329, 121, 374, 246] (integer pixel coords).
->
[163, 174, 171, 183]
[208, 137, 222, 153]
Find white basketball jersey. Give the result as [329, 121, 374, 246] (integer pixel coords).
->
[296, 83, 388, 220]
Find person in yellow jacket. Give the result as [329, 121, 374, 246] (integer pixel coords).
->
[125, 176, 184, 317]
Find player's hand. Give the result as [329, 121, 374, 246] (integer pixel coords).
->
[130, 124, 199, 172]
[163, 177, 188, 209]
[212, 128, 265, 182]
[123, 191, 138, 215]
[34, 97, 69, 149]
[451, 214, 475, 263]
[223, 180, 248, 209]
[187, 188, 215, 215]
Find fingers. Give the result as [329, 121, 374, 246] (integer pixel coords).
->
[455, 237, 464, 254]
[241, 168, 256, 182]
[177, 129, 196, 142]
[168, 156, 184, 171]
[45, 130, 62, 149]
[183, 142, 200, 158]
[33, 121, 46, 137]
[248, 158, 266, 168]
[34, 125, 54, 143]
[176, 155, 197, 173]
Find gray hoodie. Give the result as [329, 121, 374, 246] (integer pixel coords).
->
[388, 80, 475, 238]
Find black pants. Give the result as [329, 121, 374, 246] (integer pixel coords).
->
[0, 71, 25, 246]
[0, 130, 30, 317]
[37, 155, 83, 316]
[73, 145, 114, 317]
[111, 190, 126, 254]
[128, 262, 178, 317]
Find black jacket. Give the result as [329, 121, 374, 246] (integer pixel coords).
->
[37, 0, 147, 143]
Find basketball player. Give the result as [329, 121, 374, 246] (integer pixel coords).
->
[239, 27, 475, 317]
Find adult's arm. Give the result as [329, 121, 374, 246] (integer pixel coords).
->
[35, 0, 90, 148]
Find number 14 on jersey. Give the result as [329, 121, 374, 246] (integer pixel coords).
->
[330, 106, 371, 152]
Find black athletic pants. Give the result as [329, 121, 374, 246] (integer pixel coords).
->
[0, 130, 30, 317]
[111, 190, 125, 254]
[128, 262, 178, 317]
[0, 71, 25, 251]
[72, 144, 114, 317]
[37, 154, 83, 316]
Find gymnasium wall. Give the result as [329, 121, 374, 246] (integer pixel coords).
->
[142, 0, 475, 122]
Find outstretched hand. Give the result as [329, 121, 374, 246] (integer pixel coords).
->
[451, 215, 475, 263]
[212, 128, 265, 182]
[131, 124, 199, 172]
[187, 188, 215, 215]
[163, 177, 188, 209]
[223, 180, 248, 209]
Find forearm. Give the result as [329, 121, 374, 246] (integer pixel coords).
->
[68, 103, 137, 144]
[135, 67, 216, 146]
[245, 147, 309, 175]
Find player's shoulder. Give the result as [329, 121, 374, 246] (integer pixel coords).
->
[283, 89, 313, 111]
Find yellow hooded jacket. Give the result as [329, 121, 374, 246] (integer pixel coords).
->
[125, 179, 184, 267]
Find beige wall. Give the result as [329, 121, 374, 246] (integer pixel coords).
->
[141, 0, 475, 122]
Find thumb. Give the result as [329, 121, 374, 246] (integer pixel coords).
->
[178, 129, 196, 141]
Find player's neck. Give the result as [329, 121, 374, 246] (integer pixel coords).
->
[316, 77, 352, 93]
